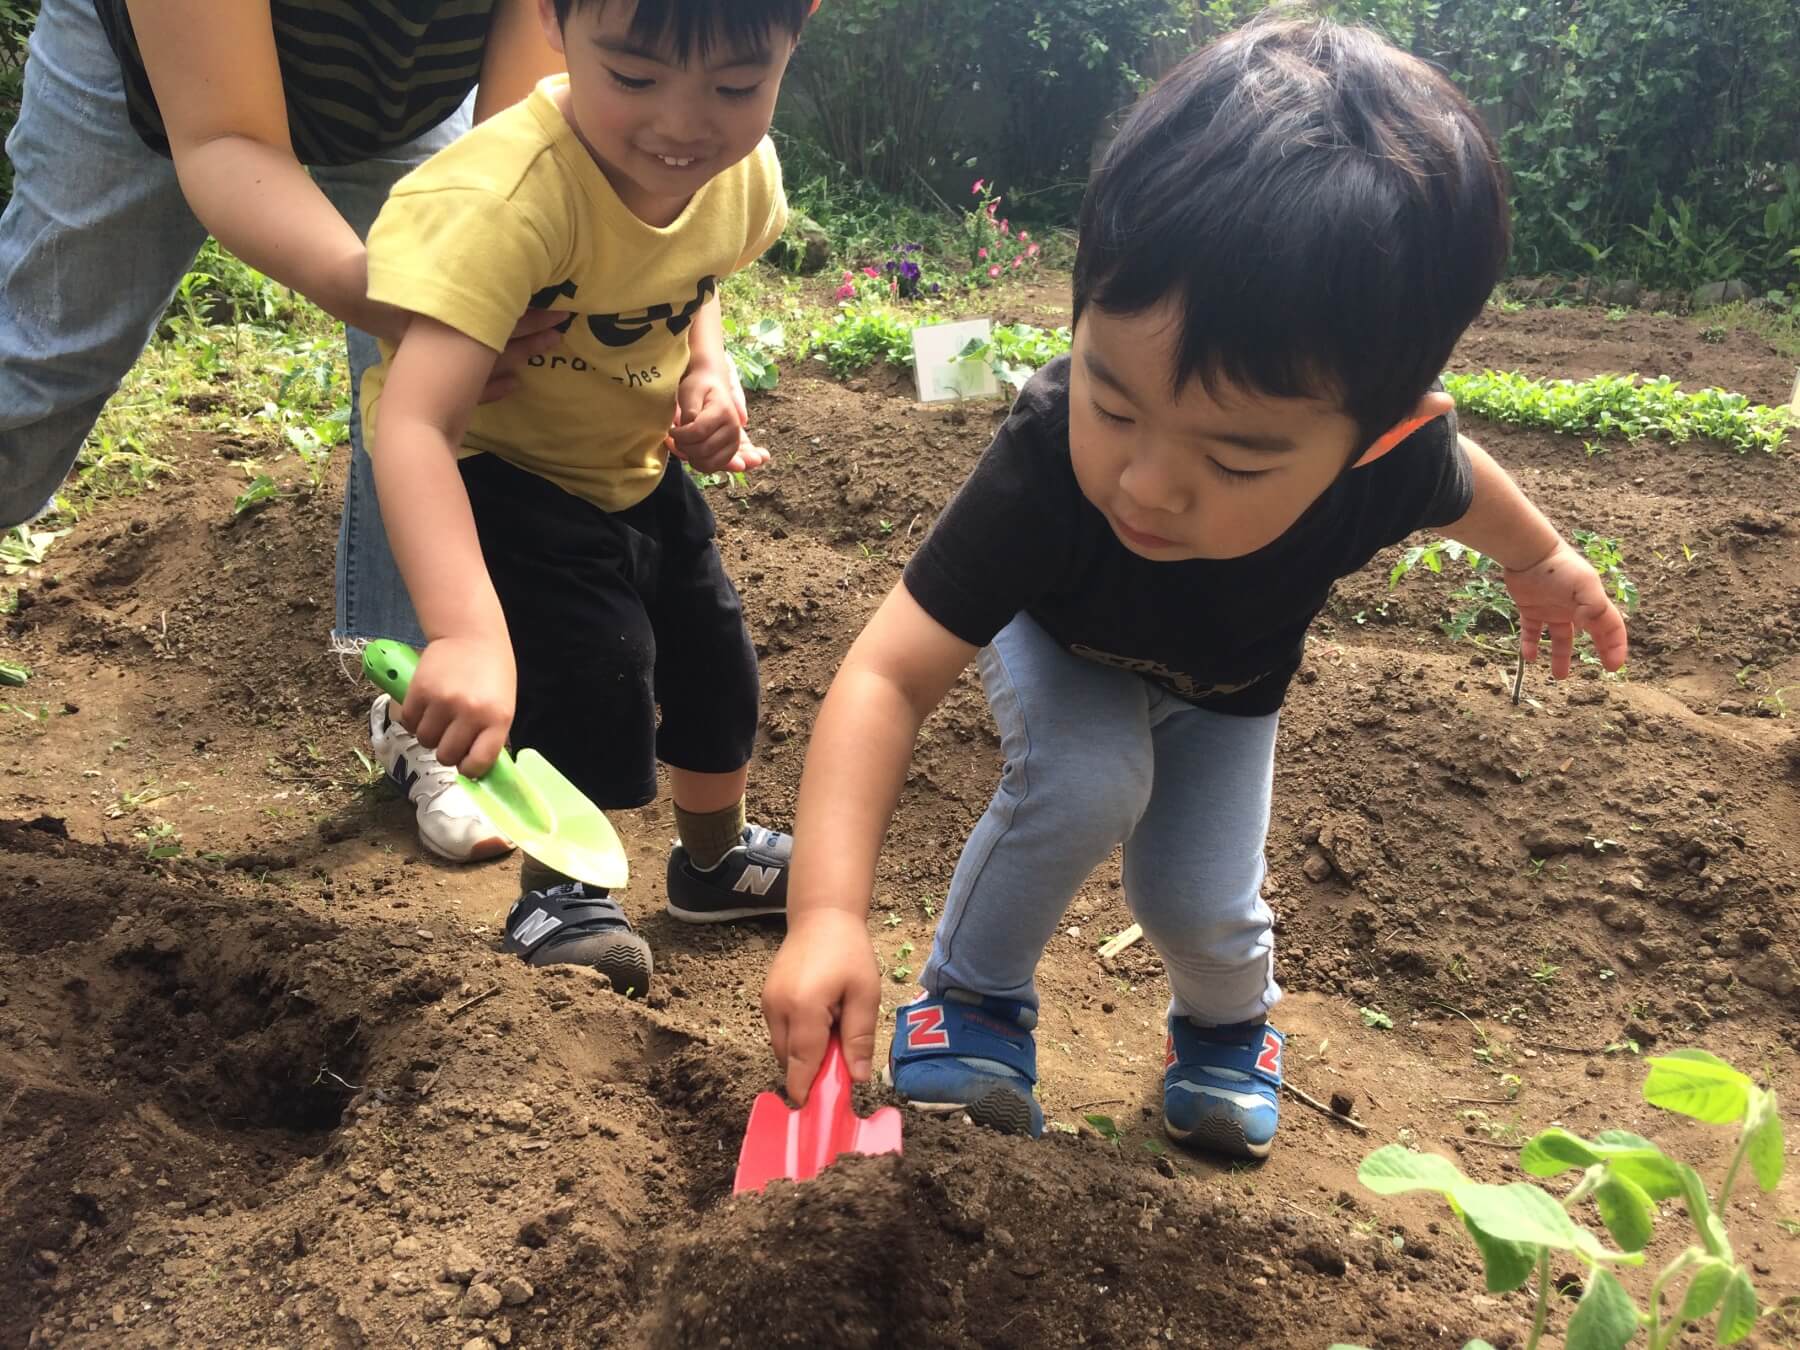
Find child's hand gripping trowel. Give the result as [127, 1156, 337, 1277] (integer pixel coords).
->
[363, 640, 629, 889]
[733, 1034, 904, 1195]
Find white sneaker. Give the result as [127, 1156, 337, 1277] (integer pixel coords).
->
[368, 694, 513, 863]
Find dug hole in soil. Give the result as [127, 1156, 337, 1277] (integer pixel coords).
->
[3, 301, 1799, 1348]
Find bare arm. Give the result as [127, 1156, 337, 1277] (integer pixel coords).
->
[125, 0, 403, 338]
[764, 585, 977, 1099]
[474, 0, 565, 121]
[1444, 434, 1629, 675]
[372, 318, 517, 772]
[1442, 435, 1564, 569]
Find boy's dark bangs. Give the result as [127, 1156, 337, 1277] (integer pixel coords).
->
[1078, 161, 1454, 435]
[1072, 19, 1509, 444]
[619, 0, 812, 62]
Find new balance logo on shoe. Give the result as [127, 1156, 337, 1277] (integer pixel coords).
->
[512, 910, 563, 947]
[1256, 1029, 1283, 1079]
[904, 1004, 950, 1050]
[732, 864, 782, 897]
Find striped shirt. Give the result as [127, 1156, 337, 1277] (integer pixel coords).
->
[94, 0, 498, 166]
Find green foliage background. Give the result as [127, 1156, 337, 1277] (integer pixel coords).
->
[1, 0, 1796, 289]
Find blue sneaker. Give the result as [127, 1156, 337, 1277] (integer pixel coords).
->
[886, 990, 1044, 1138]
[1163, 1016, 1284, 1159]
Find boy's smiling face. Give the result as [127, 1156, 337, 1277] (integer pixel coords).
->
[1071, 303, 1412, 562]
[539, 0, 795, 224]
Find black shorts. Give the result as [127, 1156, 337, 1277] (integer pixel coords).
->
[461, 454, 759, 810]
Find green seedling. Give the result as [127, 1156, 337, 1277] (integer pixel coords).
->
[1442, 370, 1791, 455]
[1574, 532, 1641, 614]
[0, 661, 26, 687]
[233, 471, 282, 516]
[723, 315, 785, 391]
[1360, 1007, 1394, 1031]
[1341, 1049, 1783, 1350]
[1531, 960, 1561, 984]
[2, 523, 66, 575]
[1084, 1113, 1122, 1144]
[134, 819, 183, 861]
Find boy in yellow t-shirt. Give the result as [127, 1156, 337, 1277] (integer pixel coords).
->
[363, 0, 816, 992]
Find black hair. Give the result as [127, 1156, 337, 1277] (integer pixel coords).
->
[552, 0, 813, 63]
[1072, 15, 1510, 449]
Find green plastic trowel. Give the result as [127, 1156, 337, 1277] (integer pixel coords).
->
[363, 640, 629, 889]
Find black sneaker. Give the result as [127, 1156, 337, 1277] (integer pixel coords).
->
[502, 883, 652, 996]
[665, 825, 790, 923]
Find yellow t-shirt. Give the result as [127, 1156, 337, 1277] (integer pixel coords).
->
[362, 75, 787, 511]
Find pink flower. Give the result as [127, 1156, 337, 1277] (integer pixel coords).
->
[978, 246, 988, 259]
[987, 201, 999, 217]
[1012, 257, 1023, 268]
[971, 178, 985, 195]
[988, 264, 1001, 278]
[1019, 231, 1029, 241]
[890, 279, 899, 296]
[1026, 242, 1040, 257]
[862, 266, 880, 278]
[834, 283, 855, 301]
[841, 269, 853, 281]
[999, 219, 1010, 235]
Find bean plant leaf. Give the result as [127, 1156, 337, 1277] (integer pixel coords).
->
[1564, 1268, 1640, 1350]
[1455, 1182, 1608, 1258]
[1461, 1212, 1537, 1293]
[1358, 1146, 1469, 1195]
[1716, 1266, 1758, 1344]
[1675, 1256, 1733, 1324]
[1743, 1088, 1785, 1191]
[1593, 1172, 1655, 1252]
[1643, 1050, 1753, 1123]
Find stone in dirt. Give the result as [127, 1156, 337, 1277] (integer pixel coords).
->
[499, 1275, 533, 1306]
[460, 1282, 504, 1318]
[443, 1242, 482, 1284]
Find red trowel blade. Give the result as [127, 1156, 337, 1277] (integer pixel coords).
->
[733, 1034, 904, 1195]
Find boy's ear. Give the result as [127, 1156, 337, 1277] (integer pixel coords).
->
[537, 0, 566, 54]
[1350, 390, 1456, 468]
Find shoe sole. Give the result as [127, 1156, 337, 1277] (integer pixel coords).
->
[521, 932, 653, 999]
[1164, 1113, 1272, 1160]
[664, 900, 785, 924]
[881, 1067, 1039, 1138]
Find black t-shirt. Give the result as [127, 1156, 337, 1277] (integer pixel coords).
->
[93, 0, 497, 167]
[903, 356, 1473, 717]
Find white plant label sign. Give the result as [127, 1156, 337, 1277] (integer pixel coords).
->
[913, 319, 999, 403]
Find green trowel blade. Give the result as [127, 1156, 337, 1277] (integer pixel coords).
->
[361, 640, 629, 889]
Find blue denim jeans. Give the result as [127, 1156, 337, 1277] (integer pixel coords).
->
[920, 614, 1283, 1027]
[0, 0, 470, 647]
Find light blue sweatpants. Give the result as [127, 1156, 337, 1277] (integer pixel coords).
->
[920, 613, 1282, 1026]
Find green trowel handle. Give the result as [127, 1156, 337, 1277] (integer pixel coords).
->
[361, 639, 523, 794]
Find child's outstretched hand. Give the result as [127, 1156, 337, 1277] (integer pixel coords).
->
[398, 634, 516, 777]
[668, 365, 772, 475]
[762, 910, 882, 1105]
[1503, 541, 1630, 678]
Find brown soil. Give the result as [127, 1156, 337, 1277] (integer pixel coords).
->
[4, 298, 1799, 1349]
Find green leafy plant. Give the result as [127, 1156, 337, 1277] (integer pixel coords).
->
[1, 523, 65, 575]
[1574, 531, 1642, 614]
[1360, 1006, 1394, 1030]
[0, 660, 27, 687]
[1340, 1050, 1783, 1350]
[1443, 371, 1791, 455]
[724, 315, 786, 392]
[802, 301, 929, 377]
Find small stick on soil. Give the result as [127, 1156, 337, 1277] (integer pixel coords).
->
[1511, 649, 1526, 706]
[1524, 1040, 1604, 1055]
[1071, 1098, 1128, 1112]
[1097, 924, 1143, 959]
[1283, 1082, 1369, 1133]
[447, 985, 501, 1020]
[1443, 1096, 1521, 1106]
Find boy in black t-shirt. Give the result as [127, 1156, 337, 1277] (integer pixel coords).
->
[761, 17, 1629, 1157]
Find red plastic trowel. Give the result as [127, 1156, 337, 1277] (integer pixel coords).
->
[733, 1035, 904, 1194]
